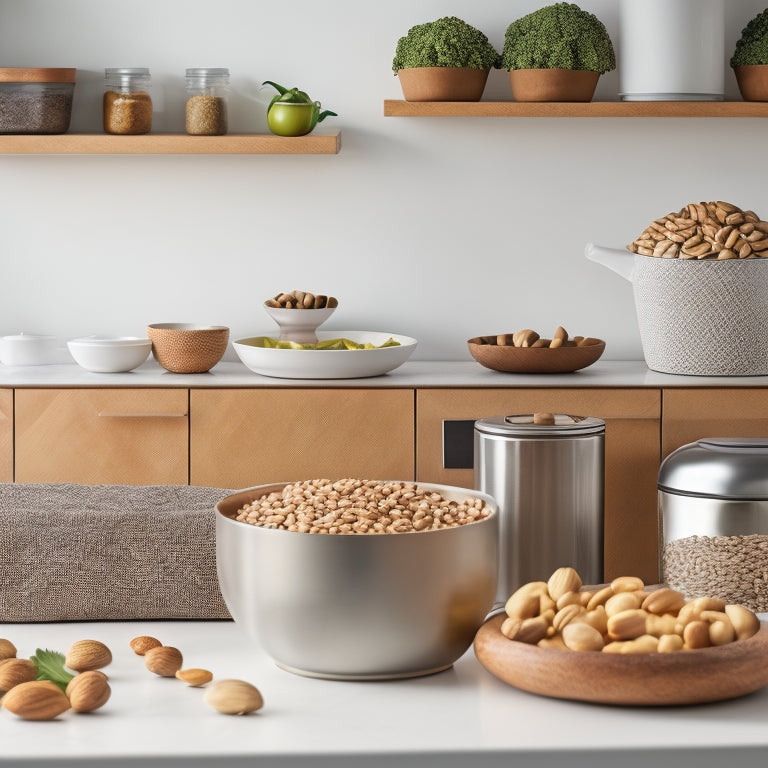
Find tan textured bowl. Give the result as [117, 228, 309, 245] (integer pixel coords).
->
[146, 323, 229, 373]
[468, 337, 605, 374]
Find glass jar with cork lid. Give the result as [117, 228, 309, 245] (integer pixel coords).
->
[103, 68, 152, 135]
[185, 68, 229, 136]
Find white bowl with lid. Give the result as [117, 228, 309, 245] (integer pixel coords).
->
[0, 333, 59, 365]
[67, 336, 152, 373]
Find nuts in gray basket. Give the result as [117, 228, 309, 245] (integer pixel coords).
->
[627, 201, 768, 260]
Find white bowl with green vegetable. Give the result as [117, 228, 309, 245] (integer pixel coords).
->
[233, 331, 417, 379]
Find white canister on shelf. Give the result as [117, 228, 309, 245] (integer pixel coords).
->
[618, 0, 724, 101]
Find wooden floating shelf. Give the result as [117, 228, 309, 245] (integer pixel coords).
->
[383, 100, 768, 118]
[0, 131, 342, 155]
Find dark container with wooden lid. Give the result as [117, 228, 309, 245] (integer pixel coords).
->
[0, 68, 76, 134]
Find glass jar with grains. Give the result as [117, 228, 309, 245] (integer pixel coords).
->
[103, 68, 152, 135]
[185, 68, 229, 135]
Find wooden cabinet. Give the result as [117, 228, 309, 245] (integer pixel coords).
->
[0, 389, 12, 482]
[662, 388, 768, 458]
[416, 388, 661, 583]
[190, 388, 415, 488]
[14, 389, 189, 485]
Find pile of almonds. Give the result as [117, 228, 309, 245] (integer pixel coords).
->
[130, 634, 263, 715]
[473, 326, 600, 349]
[627, 200, 768, 260]
[502, 567, 762, 653]
[265, 290, 338, 309]
[0, 638, 112, 720]
[0, 634, 263, 720]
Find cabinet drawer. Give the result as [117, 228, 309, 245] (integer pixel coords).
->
[0, 389, 11, 482]
[662, 388, 768, 458]
[416, 388, 661, 583]
[15, 389, 189, 485]
[190, 388, 415, 488]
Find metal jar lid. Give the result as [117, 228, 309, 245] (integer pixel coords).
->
[474, 413, 605, 437]
[658, 438, 768, 500]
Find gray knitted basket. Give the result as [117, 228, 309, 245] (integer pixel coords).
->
[632, 257, 768, 376]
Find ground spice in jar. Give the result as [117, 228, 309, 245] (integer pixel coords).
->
[185, 94, 227, 135]
[662, 533, 768, 612]
[104, 90, 152, 135]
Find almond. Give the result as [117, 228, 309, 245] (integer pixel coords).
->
[0, 658, 38, 693]
[144, 645, 183, 677]
[561, 622, 604, 652]
[129, 635, 162, 656]
[606, 608, 648, 641]
[175, 668, 213, 687]
[724, 604, 761, 641]
[66, 670, 111, 713]
[0, 638, 17, 661]
[65, 639, 112, 672]
[204, 679, 264, 715]
[2, 680, 70, 720]
[641, 587, 686, 615]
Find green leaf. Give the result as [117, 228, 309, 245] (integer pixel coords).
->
[31, 648, 74, 693]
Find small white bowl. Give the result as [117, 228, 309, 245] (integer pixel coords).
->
[264, 305, 336, 344]
[68, 336, 152, 373]
[0, 333, 59, 365]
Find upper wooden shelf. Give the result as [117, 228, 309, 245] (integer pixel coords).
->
[383, 100, 768, 118]
[0, 131, 342, 155]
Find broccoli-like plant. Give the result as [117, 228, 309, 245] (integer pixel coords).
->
[392, 16, 500, 71]
[501, 2, 616, 74]
[731, 8, 768, 67]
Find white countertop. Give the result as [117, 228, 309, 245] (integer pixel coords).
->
[2, 359, 768, 388]
[2, 619, 767, 768]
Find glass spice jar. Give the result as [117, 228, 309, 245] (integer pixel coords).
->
[103, 68, 152, 135]
[185, 68, 229, 136]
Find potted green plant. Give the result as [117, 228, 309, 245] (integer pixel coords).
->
[500, 2, 616, 102]
[731, 8, 768, 101]
[392, 16, 500, 102]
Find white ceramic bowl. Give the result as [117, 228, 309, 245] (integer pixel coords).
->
[68, 336, 152, 373]
[233, 331, 418, 379]
[0, 333, 59, 365]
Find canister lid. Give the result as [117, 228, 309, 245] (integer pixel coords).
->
[658, 438, 768, 500]
[474, 413, 605, 437]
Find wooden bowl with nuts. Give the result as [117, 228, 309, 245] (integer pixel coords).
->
[474, 567, 768, 706]
[468, 327, 605, 374]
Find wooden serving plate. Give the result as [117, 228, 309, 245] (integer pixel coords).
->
[467, 338, 605, 374]
[474, 613, 768, 706]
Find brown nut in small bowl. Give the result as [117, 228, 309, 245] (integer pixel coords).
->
[468, 333, 605, 374]
[146, 323, 229, 373]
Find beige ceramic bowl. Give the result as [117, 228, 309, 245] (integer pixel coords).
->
[146, 323, 229, 373]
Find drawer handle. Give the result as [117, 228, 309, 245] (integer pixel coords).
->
[97, 412, 188, 418]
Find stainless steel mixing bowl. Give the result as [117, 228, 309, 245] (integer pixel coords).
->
[215, 481, 499, 680]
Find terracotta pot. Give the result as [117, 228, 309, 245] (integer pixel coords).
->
[734, 65, 768, 101]
[508, 69, 600, 102]
[397, 67, 489, 102]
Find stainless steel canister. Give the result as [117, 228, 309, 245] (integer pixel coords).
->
[658, 437, 768, 611]
[475, 413, 605, 608]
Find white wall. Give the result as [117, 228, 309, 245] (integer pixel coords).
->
[1, 0, 766, 361]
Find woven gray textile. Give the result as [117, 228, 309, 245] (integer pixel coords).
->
[0, 483, 234, 622]
[632, 257, 768, 376]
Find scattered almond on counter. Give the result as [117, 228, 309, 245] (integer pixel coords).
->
[0, 638, 17, 661]
[144, 645, 184, 677]
[502, 567, 762, 653]
[66, 670, 111, 713]
[65, 639, 112, 672]
[203, 679, 264, 715]
[0, 657, 38, 693]
[129, 635, 162, 656]
[2, 680, 71, 721]
[175, 668, 214, 687]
